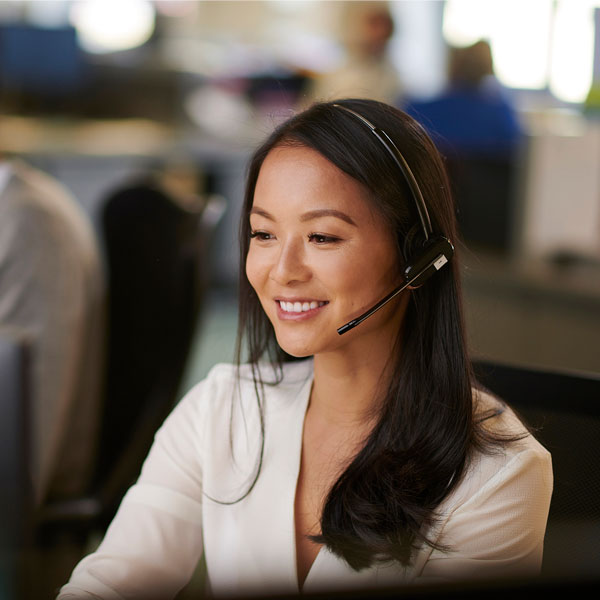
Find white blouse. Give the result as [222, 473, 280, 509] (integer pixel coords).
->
[58, 359, 553, 599]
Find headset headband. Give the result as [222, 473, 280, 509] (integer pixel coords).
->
[333, 104, 433, 242]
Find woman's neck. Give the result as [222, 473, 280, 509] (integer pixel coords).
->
[310, 338, 397, 428]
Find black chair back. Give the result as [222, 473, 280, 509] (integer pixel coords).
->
[39, 180, 224, 532]
[447, 154, 516, 253]
[92, 180, 207, 518]
[473, 359, 600, 579]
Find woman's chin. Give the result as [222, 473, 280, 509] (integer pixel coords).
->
[275, 333, 318, 359]
[277, 344, 314, 359]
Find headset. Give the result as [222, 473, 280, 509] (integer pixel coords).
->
[334, 104, 455, 335]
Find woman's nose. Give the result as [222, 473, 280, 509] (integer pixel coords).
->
[270, 238, 310, 285]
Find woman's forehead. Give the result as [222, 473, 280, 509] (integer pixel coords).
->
[253, 145, 382, 221]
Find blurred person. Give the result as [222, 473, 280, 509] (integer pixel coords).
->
[403, 40, 524, 251]
[403, 40, 523, 157]
[0, 156, 105, 506]
[59, 99, 551, 599]
[304, 1, 402, 104]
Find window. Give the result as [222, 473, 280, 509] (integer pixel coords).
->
[443, 0, 599, 103]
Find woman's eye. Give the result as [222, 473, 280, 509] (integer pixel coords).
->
[308, 233, 340, 244]
[249, 230, 273, 241]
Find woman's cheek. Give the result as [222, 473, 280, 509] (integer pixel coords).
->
[245, 249, 263, 289]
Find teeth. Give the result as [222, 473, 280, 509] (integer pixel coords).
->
[279, 300, 326, 313]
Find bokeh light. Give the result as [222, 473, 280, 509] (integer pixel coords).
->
[69, 0, 155, 54]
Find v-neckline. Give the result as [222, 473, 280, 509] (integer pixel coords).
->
[291, 373, 323, 592]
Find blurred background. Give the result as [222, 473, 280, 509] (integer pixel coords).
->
[1, 1, 600, 598]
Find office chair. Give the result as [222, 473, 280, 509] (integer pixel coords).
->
[472, 359, 600, 580]
[37, 178, 226, 546]
[446, 153, 516, 253]
[0, 328, 33, 600]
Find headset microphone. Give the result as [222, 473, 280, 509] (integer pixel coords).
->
[337, 236, 454, 335]
[333, 104, 454, 336]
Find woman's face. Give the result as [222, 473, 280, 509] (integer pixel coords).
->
[246, 145, 406, 358]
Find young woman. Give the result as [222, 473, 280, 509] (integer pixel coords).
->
[59, 99, 552, 599]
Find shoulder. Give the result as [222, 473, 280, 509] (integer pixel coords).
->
[477, 387, 551, 471]
[417, 389, 553, 579]
[1, 161, 96, 255]
[2, 161, 72, 215]
[474, 387, 549, 456]
[443, 388, 552, 515]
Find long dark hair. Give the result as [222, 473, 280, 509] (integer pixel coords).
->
[235, 99, 512, 570]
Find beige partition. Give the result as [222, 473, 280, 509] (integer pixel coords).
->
[517, 111, 600, 260]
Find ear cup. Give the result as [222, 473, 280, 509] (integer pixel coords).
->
[403, 236, 454, 287]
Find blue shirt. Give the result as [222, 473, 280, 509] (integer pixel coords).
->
[403, 82, 523, 158]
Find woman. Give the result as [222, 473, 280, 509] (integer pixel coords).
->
[59, 99, 552, 599]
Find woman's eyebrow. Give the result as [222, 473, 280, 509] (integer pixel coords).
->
[249, 206, 274, 220]
[250, 207, 357, 226]
[300, 209, 357, 226]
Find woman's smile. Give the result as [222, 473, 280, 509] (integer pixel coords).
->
[276, 298, 329, 320]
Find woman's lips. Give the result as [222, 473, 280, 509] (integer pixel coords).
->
[275, 299, 328, 320]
